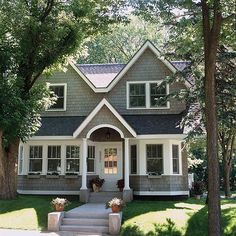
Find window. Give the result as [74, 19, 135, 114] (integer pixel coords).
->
[29, 146, 43, 172]
[104, 148, 117, 174]
[130, 145, 137, 174]
[66, 146, 80, 173]
[49, 84, 66, 110]
[172, 145, 180, 174]
[48, 146, 61, 173]
[146, 144, 163, 174]
[19, 146, 24, 174]
[129, 83, 146, 107]
[127, 81, 169, 109]
[87, 146, 95, 172]
[150, 83, 167, 107]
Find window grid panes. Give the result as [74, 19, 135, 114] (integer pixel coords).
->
[29, 146, 43, 172]
[172, 145, 179, 174]
[131, 145, 137, 174]
[150, 83, 167, 107]
[104, 148, 117, 174]
[129, 83, 146, 107]
[87, 146, 95, 173]
[49, 85, 65, 109]
[48, 146, 61, 173]
[146, 144, 163, 174]
[66, 146, 80, 173]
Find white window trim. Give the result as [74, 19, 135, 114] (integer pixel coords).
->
[171, 142, 182, 175]
[87, 145, 96, 174]
[47, 83, 67, 112]
[28, 145, 43, 174]
[126, 81, 170, 110]
[65, 145, 80, 174]
[47, 145, 62, 174]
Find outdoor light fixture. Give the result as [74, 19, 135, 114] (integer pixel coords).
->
[106, 128, 111, 140]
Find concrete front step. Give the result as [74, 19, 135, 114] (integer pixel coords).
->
[64, 211, 109, 219]
[89, 191, 123, 203]
[60, 225, 109, 234]
[62, 218, 109, 226]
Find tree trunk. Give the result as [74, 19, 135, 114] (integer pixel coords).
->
[223, 163, 231, 198]
[201, 0, 222, 235]
[0, 130, 20, 199]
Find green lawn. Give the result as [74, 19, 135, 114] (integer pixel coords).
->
[121, 198, 236, 236]
[0, 195, 81, 230]
[0, 195, 235, 235]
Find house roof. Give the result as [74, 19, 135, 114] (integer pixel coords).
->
[69, 40, 189, 93]
[35, 113, 184, 137]
[76, 61, 188, 89]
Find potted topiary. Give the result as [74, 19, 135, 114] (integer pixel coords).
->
[90, 177, 105, 192]
[116, 179, 124, 192]
[192, 181, 205, 199]
[51, 197, 70, 212]
[105, 198, 125, 213]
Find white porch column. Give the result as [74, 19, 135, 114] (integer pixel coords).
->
[81, 138, 88, 189]
[124, 138, 130, 190]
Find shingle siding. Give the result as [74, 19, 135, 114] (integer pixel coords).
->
[40, 48, 186, 118]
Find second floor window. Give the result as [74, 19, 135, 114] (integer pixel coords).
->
[48, 146, 61, 173]
[146, 144, 163, 174]
[129, 83, 146, 107]
[128, 81, 169, 109]
[49, 84, 66, 110]
[29, 146, 42, 172]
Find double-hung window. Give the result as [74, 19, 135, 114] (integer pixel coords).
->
[150, 83, 168, 107]
[66, 146, 80, 173]
[172, 145, 180, 174]
[129, 83, 146, 108]
[87, 146, 95, 173]
[130, 145, 137, 174]
[48, 146, 61, 173]
[146, 144, 163, 174]
[128, 81, 169, 109]
[29, 146, 43, 172]
[48, 84, 67, 110]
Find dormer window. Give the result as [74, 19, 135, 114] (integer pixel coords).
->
[48, 83, 67, 111]
[127, 81, 169, 109]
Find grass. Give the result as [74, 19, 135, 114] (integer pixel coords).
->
[0, 195, 81, 231]
[121, 198, 236, 236]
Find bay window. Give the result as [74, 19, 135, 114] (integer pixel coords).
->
[146, 144, 163, 174]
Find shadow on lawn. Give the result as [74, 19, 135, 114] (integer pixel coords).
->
[0, 195, 80, 230]
[121, 218, 182, 236]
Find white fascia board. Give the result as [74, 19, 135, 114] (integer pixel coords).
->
[73, 98, 137, 138]
[136, 134, 187, 139]
[69, 41, 177, 93]
[29, 136, 74, 140]
[133, 191, 189, 196]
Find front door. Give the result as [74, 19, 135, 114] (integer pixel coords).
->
[100, 143, 122, 191]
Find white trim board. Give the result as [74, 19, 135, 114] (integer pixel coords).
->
[73, 98, 137, 138]
[134, 191, 189, 196]
[69, 40, 177, 93]
[29, 136, 74, 140]
[17, 190, 80, 195]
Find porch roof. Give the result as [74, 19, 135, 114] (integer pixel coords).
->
[35, 113, 184, 136]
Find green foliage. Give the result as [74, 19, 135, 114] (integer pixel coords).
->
[77, 15, 165, 63]
[0, 0, 128, 144]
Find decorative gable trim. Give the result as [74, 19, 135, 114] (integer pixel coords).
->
[73, 98, 137, 138]
[69, 40, 177, 93]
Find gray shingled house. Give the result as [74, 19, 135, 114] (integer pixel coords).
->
[17, 41, 189, 202]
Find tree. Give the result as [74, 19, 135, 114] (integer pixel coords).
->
[0, 0, 127, 199]
[77, 15, 165, 64]
[131, 0, 235, 235]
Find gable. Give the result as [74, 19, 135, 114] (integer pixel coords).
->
[73, 98, 137, 138]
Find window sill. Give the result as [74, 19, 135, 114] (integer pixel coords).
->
[46, 175, 60, 179]
[27, 174, 41, 179]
